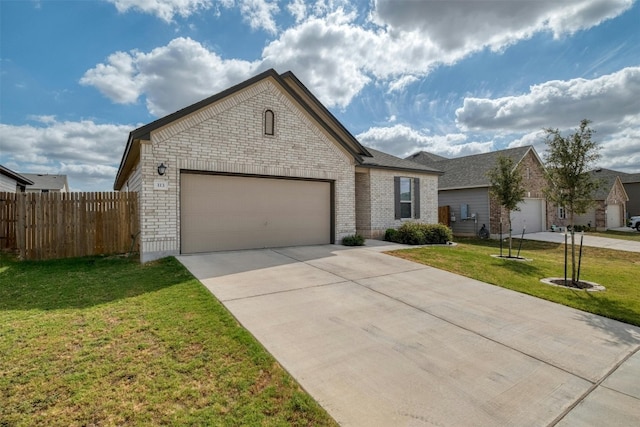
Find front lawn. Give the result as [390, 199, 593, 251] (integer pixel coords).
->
[0, 255, 336, 426]
[391, 238, 640, 327]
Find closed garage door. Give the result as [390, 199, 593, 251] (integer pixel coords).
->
[606, 204, 622, 229]
[181, 173, 332, 253]
[511, 198, 546, 233]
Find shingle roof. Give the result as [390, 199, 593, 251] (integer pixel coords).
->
[21, 174, 68, 191]
[407, 146, 534, 189]
[359, 147, 442, 174]
[590, 169, 629, 200]
[0, 164, 33, 186]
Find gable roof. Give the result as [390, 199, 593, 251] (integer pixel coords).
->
[21, 173, 68, 191]
[0, 164, 33, 186]
[360, 147, 442, 174]
[589, 167, 640, 185]
[114, 69, 372, 190]
[590, 169, 630, 201]
[407, 146, 536, 190]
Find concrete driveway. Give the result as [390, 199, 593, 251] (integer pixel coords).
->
[178, 243, 640, 426]
[523, 231, 640, 253]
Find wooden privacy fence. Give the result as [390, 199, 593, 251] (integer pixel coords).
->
[438, 205, 451, 227]
[0, 192, 139, 260]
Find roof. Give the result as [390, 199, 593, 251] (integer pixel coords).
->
[114, 69, 372, 190]
[590, 169, 629, 200]
[407, 146, 535, 190]
[0, 164, 33, 186]
[359, 147, 442, 174]
[588, 167, 640, 184]
[20, 173, 68, 191]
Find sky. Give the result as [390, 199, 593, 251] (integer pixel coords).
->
[1, 0, 639, 191]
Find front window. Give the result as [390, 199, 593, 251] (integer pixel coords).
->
[558, 206, 567, 219]
[400, 177, 412, 218]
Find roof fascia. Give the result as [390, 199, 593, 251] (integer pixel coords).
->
[0, 165, 34, 185]
[359, 164, 443, 175]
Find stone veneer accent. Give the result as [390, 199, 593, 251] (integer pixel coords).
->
[355, 168, 439, 239]
[135, 79, 356, 262]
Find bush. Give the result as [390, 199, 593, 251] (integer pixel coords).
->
[384, 228, 401, 243]
[386, 223, 453, 245]
[342, 234, 365, 246]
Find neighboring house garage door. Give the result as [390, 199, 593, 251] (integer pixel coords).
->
[511, 198, 546, 233]
[180, 173, 332, 253]
[606, 204, 622, 229]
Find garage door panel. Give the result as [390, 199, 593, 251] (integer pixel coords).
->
[511, 199, 546, 234]
[181, 174, 331, 253]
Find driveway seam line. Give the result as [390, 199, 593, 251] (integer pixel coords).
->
[220, 279, 352, 302]
[547, 345, 640, 426]
[354, 279, 596, 384]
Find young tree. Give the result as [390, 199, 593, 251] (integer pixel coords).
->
[487, 155, 526, 257]
[543, 119, 601, 284]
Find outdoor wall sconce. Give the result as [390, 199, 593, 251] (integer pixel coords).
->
[157, 163, 167, 176]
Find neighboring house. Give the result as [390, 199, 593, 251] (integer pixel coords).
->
[0, 164, 33, 192]
[621, 173, 640, 217]
[113, 69, 441, 262]
[408, 146, 549, 236]
[571, 168, 629, 229]
[21, 174, 69, 193]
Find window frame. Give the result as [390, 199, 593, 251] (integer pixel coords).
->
[264, 109, 275, 136]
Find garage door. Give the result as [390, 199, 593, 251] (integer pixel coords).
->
[181, 173, 332, 253]
[510, 198, 546, 233]
[606, 204, 622, 229]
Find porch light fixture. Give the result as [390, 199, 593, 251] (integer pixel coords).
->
[157, 163, 167, 176]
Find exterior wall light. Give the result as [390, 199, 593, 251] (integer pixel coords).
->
[157, 163, 167, 176]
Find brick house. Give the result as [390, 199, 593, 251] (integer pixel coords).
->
[571, 169, 629, 230]
[408, 146, 550, 237]
[113, 69, 441, 262]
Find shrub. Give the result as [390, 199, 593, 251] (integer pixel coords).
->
[388, 222, 453, 245]
[384, 228, 401, 243]
[342, 234, 365, 246]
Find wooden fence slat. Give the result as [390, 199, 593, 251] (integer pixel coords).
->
[0, 191, 139, 260]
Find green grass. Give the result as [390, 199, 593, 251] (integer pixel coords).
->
[391, 238, 640, 327]
[0, 254, 337, 427]
[586, 229, 640, 241]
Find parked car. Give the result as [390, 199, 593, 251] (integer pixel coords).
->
[629, 215, 640, 231]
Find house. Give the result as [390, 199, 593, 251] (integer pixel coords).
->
[621, 173, 640, 217]
[21, 174, 69, 193]
[407, 146, 549, 236]
[0, 164, 33, 192]
[571, 168, 629, 229]
[113, 69, 441, 262]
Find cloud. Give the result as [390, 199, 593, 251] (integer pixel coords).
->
[372, 0, 634, 51]
[81, 37, 258, 116]
[455, 67, 640, 136]
[356, 124, 494, 158]
[236, 0, 280, 34]
[0, 119, 133, 191]
[287, 0, 306, 22]
[107, 0, 212, 22]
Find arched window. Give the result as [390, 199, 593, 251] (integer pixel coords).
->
[264, 109, 275, 136]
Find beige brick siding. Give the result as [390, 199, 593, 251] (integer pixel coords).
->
[355, 172, 371, 236]
[136, 79, 355, 262]
[356, 168, 439, 239]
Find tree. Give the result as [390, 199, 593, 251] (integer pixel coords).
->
[487, 155, 526, 257]
[543, 119, 601, 284]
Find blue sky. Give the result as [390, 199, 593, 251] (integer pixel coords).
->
[1, 0, 639, 191]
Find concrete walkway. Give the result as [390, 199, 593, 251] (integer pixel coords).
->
[523, 231, 640, 253]
[178, 242, 640, 426]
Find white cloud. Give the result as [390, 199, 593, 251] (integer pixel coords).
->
[287, 0, 306, 22]
[0, 119, 133, 191]
[387, 75, 419, 93]
[107, 0, 212, 22]
[357, 124, 494, 158]
[455, 67, 640, 136]
[81, 37, 259, 116]
[237, 0, 280, 34]
[372, 0, 634, 51]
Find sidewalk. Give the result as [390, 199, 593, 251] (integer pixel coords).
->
[523, 231, 640, 253]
